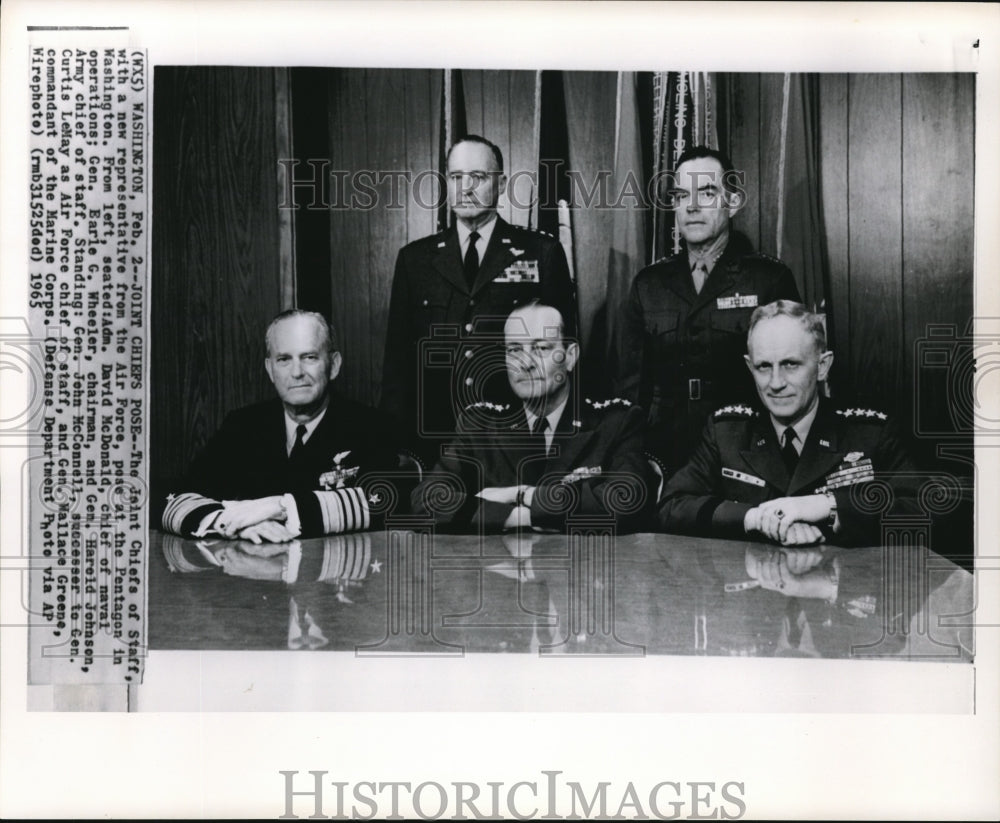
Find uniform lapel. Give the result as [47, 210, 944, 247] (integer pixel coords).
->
[547, 401, 596, 472]
[787, 404, 843, 494]
[431, 227, 467, 294]
[473, 216, 515, 295]
[663, 257, 697, 304]
[739, 415, 791, 492]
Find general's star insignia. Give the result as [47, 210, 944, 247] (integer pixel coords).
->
[370, 559, 383, 574]
[369, 493, 381, 505]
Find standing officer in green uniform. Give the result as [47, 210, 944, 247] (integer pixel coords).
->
[614, 146, 800, 473]
[658, 300, 917, 547]
[380, 135, 575, 466]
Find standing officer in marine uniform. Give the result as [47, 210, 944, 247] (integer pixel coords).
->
[658, 300, 917, 547]
[412, 301, 655, 533]
[380, 135, 576, 466]
[613, 146, 800, 473]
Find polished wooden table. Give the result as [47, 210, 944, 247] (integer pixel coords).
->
[149, 529, 973, 661]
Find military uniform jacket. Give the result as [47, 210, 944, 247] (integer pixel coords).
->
[162, 396, 406, 538]
[411, 397, 656, 533]
[380, 216, 575, 464]
[657, 401, 917, 546]
[614, 232, 799, 471]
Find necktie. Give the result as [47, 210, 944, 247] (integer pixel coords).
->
[532, 415, 550, 455]
[781, 426, 798, 475]
[289, 423, 307, 461]
[463, 230, 480, 288]
[691, 260, 708, 294]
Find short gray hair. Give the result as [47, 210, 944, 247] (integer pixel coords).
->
[747, 300, 826, 353]
[265, 309, 338, 357]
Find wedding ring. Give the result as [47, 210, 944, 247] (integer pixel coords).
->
[774, 509, 785, 519]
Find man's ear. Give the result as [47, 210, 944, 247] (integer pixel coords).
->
[817, 350, 834, 382]
[725, 189, 744, 217]
[264, 357, 275, 385]
[328, 351, 343, 381]
[497, 172, 508, 198]
[564, 341, 580, 373]
[743, 353, 754, 375]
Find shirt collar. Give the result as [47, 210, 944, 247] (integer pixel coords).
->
[456, 213, 498, 250]
[686, 227, 730, 273]
[284, 406, 327, 453]
[770, 400, 819, 453]
[524, 395, 569, 435]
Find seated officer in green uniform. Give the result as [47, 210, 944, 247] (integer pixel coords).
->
[658, 300, 917, 547]
[614, 146, 800, 473]
[412, 300, 655, 533]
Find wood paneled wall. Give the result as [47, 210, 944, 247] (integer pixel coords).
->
[721, 73, 974, 460]
[150, 67, 285, 492]
[324, 69, 441, 406]
[150, 68, 975, 492]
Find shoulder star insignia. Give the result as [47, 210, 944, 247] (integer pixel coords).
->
[370, 559, 382, 574]
[368, 493, 381, 505]
[166, 493, 175, 502]
[466, 401, 509, 412]
[837, 407, 886, 421]
[714, 404, 756, 418]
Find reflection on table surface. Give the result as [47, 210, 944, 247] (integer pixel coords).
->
[149, 530, 973, 661]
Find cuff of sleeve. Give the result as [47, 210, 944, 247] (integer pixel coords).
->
[162, 492, 224, 537]
[280, 493, 302, 537]
[710, 500, 755, 537]
[295, 488, 371, 536]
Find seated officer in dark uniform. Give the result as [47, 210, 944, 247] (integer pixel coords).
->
[380, 134, 576, 466]
[412, 300, 655, 533]
[614, 146, 800, 473]
[658, 300, 917, 547]
[162, 309, 402, 541]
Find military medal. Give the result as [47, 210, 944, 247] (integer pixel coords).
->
[319, 450, 360, 490]
[716, 293, 759, 310]
[495, 259, 540, 283]
[722, 467, 766, 487]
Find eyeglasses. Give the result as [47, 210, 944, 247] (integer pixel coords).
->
[447, 171, 498, 185]
[504, 341, 564, 359]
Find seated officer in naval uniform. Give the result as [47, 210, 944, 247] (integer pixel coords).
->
[411, 300, 655, 533]
[162, 309, 402, 542]
[658, 300, 917, 547]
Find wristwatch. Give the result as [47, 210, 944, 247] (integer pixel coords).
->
[824, 492, 838, 528]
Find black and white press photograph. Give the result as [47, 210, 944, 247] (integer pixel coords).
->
[2, 2, 998, 820]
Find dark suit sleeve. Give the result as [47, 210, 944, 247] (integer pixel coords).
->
[531, 406, 655, 533]
[611, 277, 645, 404]
[832, 422, 919, 546]
[181, 411, 244, 500]
[409, 424, 512, 533]
[539, 239, 577, 334]
[379, 248, 415, 441]
[657, 418, 753, 537]
[767, 262, 801, 305]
